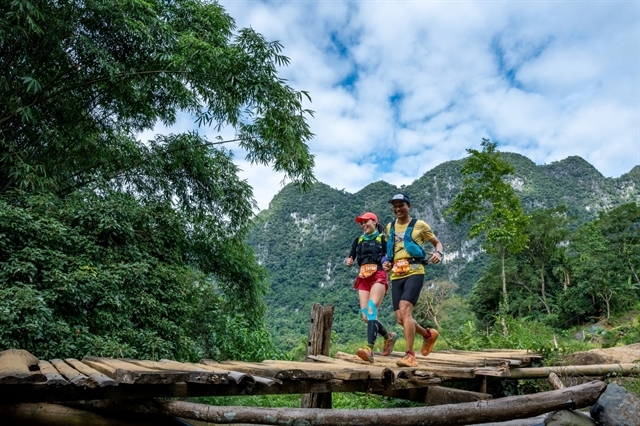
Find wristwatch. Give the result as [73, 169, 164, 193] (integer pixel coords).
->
[435, 250, 444, 257]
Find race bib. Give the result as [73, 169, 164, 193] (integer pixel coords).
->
[358, 264, 378, 278]
[392, 259, 410, 275]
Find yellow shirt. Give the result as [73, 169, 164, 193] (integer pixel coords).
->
[386, 219, 435, 280]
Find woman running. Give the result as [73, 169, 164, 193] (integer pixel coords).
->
[346, 212, 397, 362]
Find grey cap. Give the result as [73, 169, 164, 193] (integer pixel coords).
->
[388, 193, 410, 205]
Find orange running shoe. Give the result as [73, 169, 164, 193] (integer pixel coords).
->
[396, 353, 418, 367]
[421, 328, 439, 356]
[356, 348, 374, 363]
[381, 331, 398, 356]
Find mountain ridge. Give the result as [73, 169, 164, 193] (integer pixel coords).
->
[248, 153, 639, 349]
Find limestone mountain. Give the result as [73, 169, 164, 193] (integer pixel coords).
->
[247, 153, 640, 349]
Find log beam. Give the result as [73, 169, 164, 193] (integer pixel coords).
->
[377, 385, 491, 405]
[77, 380, 607, 426]
[0, 349, 46, 384]
[0, 402, 177, 426]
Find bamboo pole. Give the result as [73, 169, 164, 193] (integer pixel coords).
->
[547, 372, 565, 389]
[508, 363, 640, 379]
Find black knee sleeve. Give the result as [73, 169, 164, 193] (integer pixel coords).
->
[367, 319, 379, 346]
[376, 320, 388, 338]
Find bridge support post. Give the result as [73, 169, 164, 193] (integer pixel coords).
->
[300, 303, 334, 408]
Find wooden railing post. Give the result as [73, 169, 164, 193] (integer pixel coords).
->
[300, 303, 334, 408]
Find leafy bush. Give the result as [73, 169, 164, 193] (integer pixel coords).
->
[0, 192, 278, 361]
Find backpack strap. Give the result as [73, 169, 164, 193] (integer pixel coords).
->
[404, 218, 426, 260]
[386, 220, 396, 262]
[386, 218, 426, 262]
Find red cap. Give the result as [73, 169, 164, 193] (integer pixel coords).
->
[355, 212, 378, 223]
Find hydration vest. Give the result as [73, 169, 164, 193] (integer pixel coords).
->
[387, 218, 427, 264]
[356, 233, 385, 267]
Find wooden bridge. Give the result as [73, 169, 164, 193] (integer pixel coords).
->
[0, 347, 541, 405]
[0, 347, 619, 425]
[0, 304, 627, 424]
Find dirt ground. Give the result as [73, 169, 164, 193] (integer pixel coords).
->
[562, 343, 640, 365]
[559, 344, 640, 389]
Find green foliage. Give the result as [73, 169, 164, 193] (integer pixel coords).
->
[446, 139, 529, 254]
[0, 0, 317, 360]
[557, 204, 640, 324]
[467, 202, 640, 336]
[1, 0, 315, 194]
[444, 315, 602, 367]
[0, 191, 280, 361]
[446, 139, 529, 313]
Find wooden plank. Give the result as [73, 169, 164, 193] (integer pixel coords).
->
[474, 365, 510, 377]
[37, 360, 68, 385]
[193, 359, 231, 374]
[217, 360, 331, 381]
[334, 351, 508, 379]
[333, 351, 471, 379]
[198, 360, 272, 386]
[80, 357, 117, 379]
[261, 360, 370, 381]
[306, 355, 350, 364]
[309, 354, 417, 377]
[82, 357, 189, 384]
[380, 350, 534, 368]
[50, 359, 93, 387]
[65, 358, 117, 387]
[0, 349, 46, 384]
[428, 355, 521, 367]
[121, 359, 227, 384]
[306, 354, 398, 377]
[301, 356, 396, 378]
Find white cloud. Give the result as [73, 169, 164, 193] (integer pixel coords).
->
[159, 0, 640, 210]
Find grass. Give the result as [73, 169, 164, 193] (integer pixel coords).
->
[193, 392, 423, 409]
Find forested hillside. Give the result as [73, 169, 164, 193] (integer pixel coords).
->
[247, 154, 640, 350]
[0, 0, 314, 362]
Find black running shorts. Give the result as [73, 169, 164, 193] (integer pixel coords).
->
[391, 274, 424, 311]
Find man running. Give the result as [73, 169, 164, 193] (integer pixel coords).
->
[382, 193, 444, 367]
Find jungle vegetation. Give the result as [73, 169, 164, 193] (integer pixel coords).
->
[0, 0, 314, 361]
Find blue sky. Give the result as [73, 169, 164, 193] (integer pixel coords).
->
[152, 1, 640, 210]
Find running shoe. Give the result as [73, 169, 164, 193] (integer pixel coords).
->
[381, 331, 398, 356]
[396, 353, 418, 367]
[356, 348, 374, 363]
[421, 328, 439, 356]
